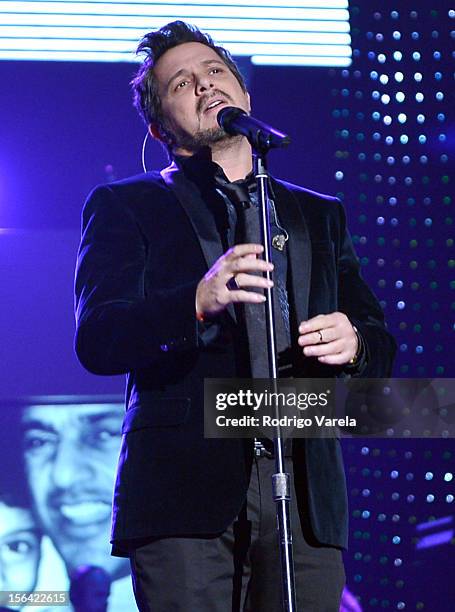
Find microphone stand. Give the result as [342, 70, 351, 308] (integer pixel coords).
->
[254, 148, 297, 612]
[217, 106, 296, 611]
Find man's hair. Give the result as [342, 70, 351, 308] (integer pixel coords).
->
[131, 20, 247, 141]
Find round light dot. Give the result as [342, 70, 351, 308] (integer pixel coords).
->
[391, 470, 399, 478]
[444, 473, 453, 482]
[425, 472, 434, 480]
[393, 51, 402, 61]
[418, 135, 427, 144]
[426, 494, 435, 503]
[400, 135, 409, 144]
[393, 31, 401, 40]
[378, 53, 386, 63]
[447, 495, 454, 503]
[383, 115, 392, 125]
[392, 536, 401, 544]
[385, 136, 394, 144]
[397, 301, 405, 310]
[394, 71, 404, 82]
[335, 171, 344, 180]
[416, 92, 424, 102]
[395, 280, 403, 288]
[417, 114, 425, 123]
[413, 51, 421, 61]
[396, 92, 405, 102]
[397, 113, 407, 123]
[381, 94, 391, 104]
[379, 74, 389, 85]
[436, 91, 444, 100]
[414, 72, 423, 82]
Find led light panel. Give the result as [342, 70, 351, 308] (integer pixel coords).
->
[0, 0, 352, 66]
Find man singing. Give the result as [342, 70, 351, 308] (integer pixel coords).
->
[74, 21, 396, 611]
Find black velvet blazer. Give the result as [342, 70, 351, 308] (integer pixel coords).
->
[74, 163, 396, 554]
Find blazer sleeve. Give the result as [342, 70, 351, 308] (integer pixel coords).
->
[336, 200, 397, 378]
[74, 184, 199, 376]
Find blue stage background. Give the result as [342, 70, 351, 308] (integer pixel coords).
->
[0, 2, 453, 610]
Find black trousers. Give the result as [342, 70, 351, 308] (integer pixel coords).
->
[129, 454, 345, 611]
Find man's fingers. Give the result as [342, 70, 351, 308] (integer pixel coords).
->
[227, 289, 267, 304]
[198, 244, 274, 316]
[234, 273, 274, 290]
[230, 257, 274, 275]
[317, 351, 352, 365]
[298, 328, 335, 347]
[302, 340, 344, 357]
[299, 313, 337, 333]
[226, 243, 264, 259]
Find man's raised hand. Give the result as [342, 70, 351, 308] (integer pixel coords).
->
[195, 243, 274, 317]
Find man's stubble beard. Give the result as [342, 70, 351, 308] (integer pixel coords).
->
[166, 123, 236, 153]
[161, 107, 244, 154]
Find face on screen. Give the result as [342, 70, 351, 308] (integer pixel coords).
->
[21, 404, 128, 578]
[0, 503, 40, 593]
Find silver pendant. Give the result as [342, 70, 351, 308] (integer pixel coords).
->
[272, 234, 286, 251]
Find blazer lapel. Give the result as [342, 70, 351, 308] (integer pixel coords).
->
[161, 162, 236, 322]
[270, 178, 311, 326]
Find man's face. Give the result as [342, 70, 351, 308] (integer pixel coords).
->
[0, 503, 40, 594]
[153, 41, 250, 154]
[21, 404, 127, 579]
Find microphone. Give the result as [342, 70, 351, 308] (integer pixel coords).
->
[217, 106, 291, 151]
